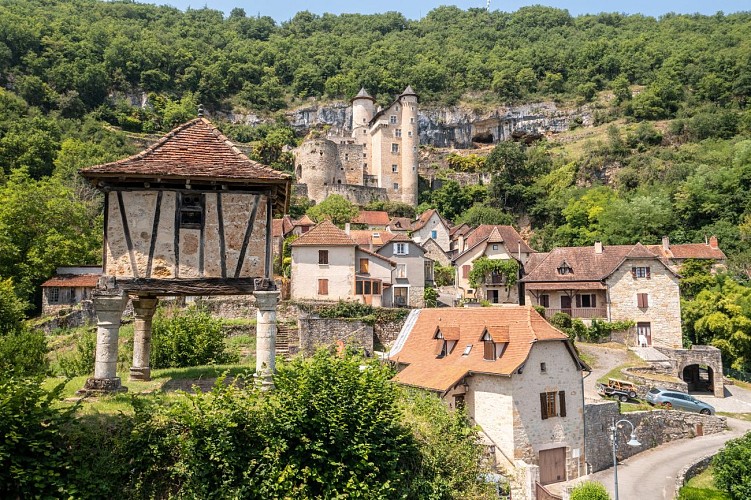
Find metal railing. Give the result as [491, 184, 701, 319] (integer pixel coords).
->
[544, 307, 607, 319]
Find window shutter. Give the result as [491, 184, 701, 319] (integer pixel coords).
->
[318, 279, 328, 295]
[559, 391, 567, 418]
[575, 294, 581, 308]
[462, 265, 470, 279]
[540, 393, 548, 420]
[591, 294, 597, 308]
[393, 243, 399, 254]
[646, 267, 651, 279]
[631, 267, 637, 279]
[404, 244, 409, 255]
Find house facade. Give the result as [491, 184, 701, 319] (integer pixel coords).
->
[40, 266, 102, 315]
[377, 234, 433, 308]
[522, 242, 682, 348]
[410, 209, 452, 251]
[453, 225, 534, 304]
[390, 307, 588, 489]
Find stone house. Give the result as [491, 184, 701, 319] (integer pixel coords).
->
[521, 242, 683, 348]
[293, 86, 419, 206]
[377, 233, 433, 308]
[40, 266, 102, 315]
[386, 216, 412, 235]
[646, 235, 726, 272]
[453, 225, 534, 304]
[290, 221, 395, 307]
[421, 237, 452, 268]
[409, 209, 452, 251]
[390, 307, 588, 489]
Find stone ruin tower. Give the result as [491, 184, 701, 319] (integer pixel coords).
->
[79, 116, 292, 393]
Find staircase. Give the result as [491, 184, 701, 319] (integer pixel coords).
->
[631, 346, 673, 370]
[275, 324, 292, 358]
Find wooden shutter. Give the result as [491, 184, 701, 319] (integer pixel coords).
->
[540, 393, 548, 420]
[484, 341, 495, 361]
[591, 294, 597, 308]
[638, 293, 649, 308]
[631, 267, 637, 279]
[318, 250, 328, 265]
[575, 294, 581, 308]
[646, 267, 651, 279]
[359, 258, 369, 274]
[462, 265, 470, 279]
[559, 391, 566, 418]
[318, 279, 328, 295]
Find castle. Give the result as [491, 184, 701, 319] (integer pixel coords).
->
[293, 86, 419, 206]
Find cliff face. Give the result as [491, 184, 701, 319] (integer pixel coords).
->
[279, 101, 592, 149]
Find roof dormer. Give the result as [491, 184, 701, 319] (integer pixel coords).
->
[557, 260, 573, 275]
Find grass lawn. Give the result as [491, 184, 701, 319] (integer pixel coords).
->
[718, 411, 751, 422]
[677, 467, 730, 500]
[596, 349, 648, 384]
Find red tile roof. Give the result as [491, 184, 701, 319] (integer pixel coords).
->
[412, 208, 450, 232]
[41, 274, 100, 288]
[289, 221, 356, 247]
[357, 247, 396, 266]
[295, 214, 315, 226]
[353, 210, 390, 226]
[349, 230, 396, 247]
[458, 225, 534, 258]
[272, 215, 295, 238]
[646, 243, 726, 261]
[391, 307, 577, 392]
[388, 217, 413, 231]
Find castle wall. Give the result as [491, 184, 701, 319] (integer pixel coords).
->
[337, 142, 365, 185]
[293, 139, 346, 202]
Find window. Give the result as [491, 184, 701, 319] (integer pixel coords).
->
[557, 261, 573, 275]
[637, 322, 651, 346]
[454, 394, 465, 410]
[637, 293, 649, 308]
[391, 143, 399, 154]
[576, 294, 597, 308]
[49, 287, 60, 304]
[318, 250, 329, 265]
[395, 128, 402, 138]
[394, 242, 408, 255]
[318, 279, 329, 295]
[462, 345, 472, 356]
[364, 281, 371, 295]
[394, 286, 408, 305]
[482, 331, 496, 361]
[431, 230, 437, 239]
[359, 258, 369, 274]
[540, 391, 567, 419]
[392, 164, 398, 173]
[541, 362, 547, 373]
[410, 117, 415, 123]
[363, 152, 367, 158]
[344, 153, 349, 161]
[179, 193, 204, 229]
[396, 264, 407, 278]
[393, 183, 399, 190]
[390, 115, 397, 124]
[539, 294, 550, 308]
[492, 244, 498, 250]
[408, 130, 413, 137]
[632, 266, 651, 279]
[373, 281, 380, 294]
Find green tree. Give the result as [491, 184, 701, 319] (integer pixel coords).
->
[306, 195, 359, 226]
[0, 278, 25, 334]
[713, 431, 751, 500]
[455, 204, 514, 226]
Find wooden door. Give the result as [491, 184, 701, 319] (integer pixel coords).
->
[637, 322, 652, 346]
[539, 447, 567, 485]
[560, 295, 572, 315]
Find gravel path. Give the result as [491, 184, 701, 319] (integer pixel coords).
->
[577, 343, 630, 400]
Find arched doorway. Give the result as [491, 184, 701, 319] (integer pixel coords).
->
[682, 364, 713, 393]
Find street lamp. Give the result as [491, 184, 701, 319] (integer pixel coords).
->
[611, 418, 641, 500]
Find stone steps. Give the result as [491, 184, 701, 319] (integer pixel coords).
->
[275, 324, 292, 356]
[631, 346, 671, 363]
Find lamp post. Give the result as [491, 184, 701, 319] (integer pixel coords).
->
[611, 418, 641, 500]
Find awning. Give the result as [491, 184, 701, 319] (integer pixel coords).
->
[523, 281, 606, 291]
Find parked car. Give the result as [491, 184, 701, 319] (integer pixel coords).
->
[646, 387, 715, 415]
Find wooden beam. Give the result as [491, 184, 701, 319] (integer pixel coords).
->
[145, 191, 163, 278]
[116, 278, 258, 296]
[116, 191, 139, 278]
[217, 192, 227, 278]
[234, 194, 260, 278]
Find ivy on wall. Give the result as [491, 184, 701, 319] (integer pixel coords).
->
[468, 257, 519, 289]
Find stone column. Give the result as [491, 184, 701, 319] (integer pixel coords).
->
[79, 289, 128, 394]
[254, 290, 279, 390]
[130, 296, 159, 381]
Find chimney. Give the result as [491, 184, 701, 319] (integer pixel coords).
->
[662, 236, 670, 251]
[709, 235, 719, 249]
[344, 222, 351, 235]
[594, 241, 603, 254]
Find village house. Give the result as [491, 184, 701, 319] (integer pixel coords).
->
[376, 233, 434, 308]
[390, 307, 588, 489]
[521, 242, 683, 348]
[646, 235, 726, 272]
[40, 266, 102, 315]
[409, 208, 452, 251]
[421, 237, 452, 268]
[290, 221, 395, 307]
[386, 216, 412, 235]
[352, 210, 390, 230]
[453, 225, 534, 304]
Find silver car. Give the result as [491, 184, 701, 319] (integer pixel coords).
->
[646, 387, 715, 415]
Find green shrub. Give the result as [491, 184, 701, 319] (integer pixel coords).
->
[56, 328, 96, 377]
[434, 264, 455, 287]
[533, 305, 546, 317]
[424, 286, 438, 307]
[151, 306, 237, 369]
[570, 480, 610, 499]
[0, 377, 77, 498]
[550, 312, 573, 330]
[0, 328, 49, 377]
[0, 278, 26, 335]
[713, 431, 751, 499]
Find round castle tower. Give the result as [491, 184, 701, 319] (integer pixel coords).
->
[351, 87, 375, 147]
[293, 139, 346, 204]
[399, 85, 419, 206]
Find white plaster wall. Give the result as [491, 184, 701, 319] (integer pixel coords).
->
[291, 246, 355, 301]
[412, 213, 450, 251]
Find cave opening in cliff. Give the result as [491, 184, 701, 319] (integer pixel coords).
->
[471, 132, 494, 144]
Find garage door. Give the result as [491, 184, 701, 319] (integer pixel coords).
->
[539, 447, 567, 485]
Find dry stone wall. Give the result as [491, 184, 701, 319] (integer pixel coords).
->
[298, 317, 373, 355]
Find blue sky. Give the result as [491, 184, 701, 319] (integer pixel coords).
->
[152, 1, 750, 21]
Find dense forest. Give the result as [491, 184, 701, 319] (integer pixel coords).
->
[1, 1, 751, 367]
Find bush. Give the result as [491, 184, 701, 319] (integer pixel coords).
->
[56, 328, 96, 377]
[0, 278, 26, 335]
[713, 431, 751, 499]
[434, 264, 455, 287]
[424, 287, 438, 307]
[151, 306, 237, 369]
[0, 328, 49, 377]
[570, 480, 610, 499]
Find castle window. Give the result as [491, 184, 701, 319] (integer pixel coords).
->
[391, 143, 399, 154]
[180, 193, 204, 229]
[344, 153, 349, 161]
[393, 183, 399, 190]
[408, 131, 413, 137]
[395, 129, 402, 138]
[410, 117, 414, 123]
[390, 115, 397, 124]
[392, 164, 398, 173]
[363, 152, 367, 158]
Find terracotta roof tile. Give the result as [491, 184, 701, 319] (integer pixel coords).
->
[458, 225, 533, 258]
[295, 214, 315, 226]
[290, 221, 356, 247]
[349, 230, 396, 247]
[353, 211, 390, 226]
[646, 243, 726, 260]
[41, 274, 100, 288]
[523, 252, 549, 274]
[412, 209, 439, 231]
[357, 246, 396, 266]
[388, 217, 413, 231]
[80, 118, 291, 184]
[450, 223, 472, 238]
[391, 307, 574, 392]
[272, 216, 295, 238]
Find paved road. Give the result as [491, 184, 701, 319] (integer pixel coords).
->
[567, 417, 751, 499]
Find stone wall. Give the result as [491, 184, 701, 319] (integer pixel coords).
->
[324, 183, 389, 206]
[675, 454, 715, 494]
[584, 400, 727, 473]
[658, 345, 725, 397]
[621, 367, 686, 397]
[298, 317, 373, 355]
[373, 316, 409, 348]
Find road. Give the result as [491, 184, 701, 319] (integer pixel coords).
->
[572, 417, 751, 499]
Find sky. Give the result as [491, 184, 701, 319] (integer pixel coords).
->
[150, 0, 750, 21]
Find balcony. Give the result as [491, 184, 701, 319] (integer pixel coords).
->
[543, 307, 607, 319]
[484, 275, 508, 286]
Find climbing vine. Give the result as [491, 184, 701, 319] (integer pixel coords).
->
[468, 257, 519, 289]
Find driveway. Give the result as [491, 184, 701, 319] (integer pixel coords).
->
[577, 343, 629, 399]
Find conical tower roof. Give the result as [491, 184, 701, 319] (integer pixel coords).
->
[352, 87, 375, 102]
[399, 85, 418, 97]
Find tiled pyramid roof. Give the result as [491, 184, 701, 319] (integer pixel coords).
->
[290, 220, 356, 247]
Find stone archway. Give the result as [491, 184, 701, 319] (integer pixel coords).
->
[673, 345, 724, 397]
[682, 364, 714, 393]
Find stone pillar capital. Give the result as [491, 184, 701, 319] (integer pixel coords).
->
[92, 290, 128, 317]
[254, 290, 280, 310]
[131, 296, 159, 316]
